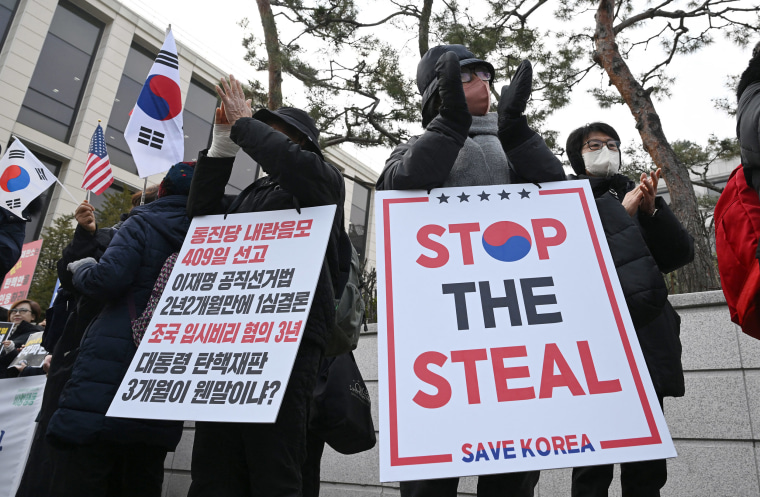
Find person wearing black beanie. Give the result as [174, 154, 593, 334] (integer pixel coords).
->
[738, 41, 760, 197]
[376, 44, 565, 497]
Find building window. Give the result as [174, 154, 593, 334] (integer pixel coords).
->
[105, 44, 155, 174]
[182, 80, 216, 161]
[23, 152, 61, 243]
[0, 0, 20, 52]
[17, 2, 104, 142]
[348, 182, 371, 262]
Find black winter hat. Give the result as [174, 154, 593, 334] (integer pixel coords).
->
[159, 161, 196, 198]
[417, 45, 496, 126]
[253, 107, 323, 158]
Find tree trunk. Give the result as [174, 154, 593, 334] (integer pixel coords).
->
[418, 0, 434, 57]
[256, 0, 282, 110]
[594, 0, 719, 293]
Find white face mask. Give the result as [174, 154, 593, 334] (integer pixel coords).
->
[583, 148, 620, 177]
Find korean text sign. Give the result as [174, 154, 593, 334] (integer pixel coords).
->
[108, 205, 335, 423]
[375, 181, 675, 482]
[0, 376, 47, 497]
[0, 240, 42, 308]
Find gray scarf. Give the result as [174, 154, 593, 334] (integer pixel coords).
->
[443, 113, 510, 188]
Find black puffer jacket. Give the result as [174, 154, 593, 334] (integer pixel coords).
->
[511, 148, 694, 397]
[187, 118, 345, 351]
[738, 49, 760, 194]
[47, 195, 190, 449]
[585, 174, 693, 396]
[0, 207, 25, 279]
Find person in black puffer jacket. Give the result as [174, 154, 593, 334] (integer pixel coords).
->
[737, 41, 760, 264]
[0, 299, 43, 377]
[15, 189, 158, 497]
[45, 163, 194, 497]
[509, 121, 693, 497]
[185, 75, 344, 497]
[0, 207, 25, 280]
[378, 44, 564, 497]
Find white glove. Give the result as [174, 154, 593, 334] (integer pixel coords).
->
[67, 257, 97, 275]
[207, 124, 240, 158]
[2, 341, 14, 353]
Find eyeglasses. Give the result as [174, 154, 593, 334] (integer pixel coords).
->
[461, 65, 492, 83]
[10, 308, 31, 315]
[584, 139, 620, 152]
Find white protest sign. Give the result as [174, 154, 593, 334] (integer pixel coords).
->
[108, 205, 336, 423]
[0, 375, 47, 497]
[376, 181, 675, 482]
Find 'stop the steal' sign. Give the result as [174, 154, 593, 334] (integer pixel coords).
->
[108, 205, 335, 423]
[376, 181, 675, 482]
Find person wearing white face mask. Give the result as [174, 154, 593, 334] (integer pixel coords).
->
[564, 122, 694, 497]
[507, 119, 695, 496]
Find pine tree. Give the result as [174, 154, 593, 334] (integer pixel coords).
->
[94, 188, 134, 229]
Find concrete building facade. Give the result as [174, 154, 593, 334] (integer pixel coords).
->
[0, 0, 379, 277]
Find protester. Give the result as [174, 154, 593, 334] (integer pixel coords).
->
[0, 299, 43, 378]
[15, 191, 155, 497]
[509, 121, 694, 496]
[0, 197, 44, 280]
[44, 165, 193, 497]
[376, 44, 562, 497]
[185, 75, 345, 497]
[738, 43, 760, 201]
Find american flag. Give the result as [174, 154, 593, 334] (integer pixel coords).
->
[82, 123, 114, 195]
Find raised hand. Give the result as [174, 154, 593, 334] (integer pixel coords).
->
[639, 168, 661, 216]
[498, 59, 533, 126]
[435, 51, 470, 127]
[215, 75, 252, 125]
[75, 201, 96, 233]
[622, 188, 644, 217]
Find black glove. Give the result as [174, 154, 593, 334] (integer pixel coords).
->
[498, 60, 533, 126]
[435, 51, 471, 134]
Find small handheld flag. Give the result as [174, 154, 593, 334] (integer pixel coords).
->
[0, 139, 56, 218]
[124, 28, 184, 178]
[82, 122, 114, 195]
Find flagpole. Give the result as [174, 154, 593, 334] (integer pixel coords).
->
[56, 178, 80, 204]
[140, 178, 148, 206]
[83, 119, 101, 204]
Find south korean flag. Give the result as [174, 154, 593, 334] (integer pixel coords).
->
[0, 139, 56, 218]
[124, 28, 184, 178]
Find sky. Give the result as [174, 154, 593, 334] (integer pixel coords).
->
[118, 0, 756, 173]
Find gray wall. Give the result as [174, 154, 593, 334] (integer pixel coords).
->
[162, 291, 760, 497]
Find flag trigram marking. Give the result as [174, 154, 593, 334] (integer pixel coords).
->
[137, 126, 165, 150]
[155, 50, 179, 69]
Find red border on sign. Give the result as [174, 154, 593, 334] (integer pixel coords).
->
[383, 188, 662, 468]
[539, 188, 660, 449]
[383, 197, 453, 466]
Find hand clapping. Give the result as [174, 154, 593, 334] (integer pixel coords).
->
[215, 75, 252, 125]
[639, 168, 661, 217]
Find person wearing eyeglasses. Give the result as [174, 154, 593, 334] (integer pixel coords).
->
[509, 121, 694, 496]
[0, 299, 43, 378]
[377, 44, 567, 497]
[377, 44, 564, 194]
